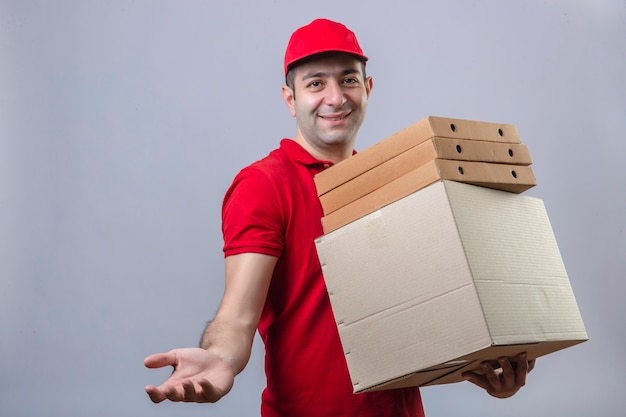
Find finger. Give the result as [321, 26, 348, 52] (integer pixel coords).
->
[513, 353, 530, 386]
[198, 379, 224, 403]
[144, 351, 177, 369]
[498, 357, 516, 389]
[162, 384, 184, 402]
[481, 361, 502, 388]
[462, 371, 491, 392]
[182, 380, 203, 402]
[145, 385, 167, 403]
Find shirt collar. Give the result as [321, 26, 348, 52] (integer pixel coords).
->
[280, 139, 334, 168]
[280, 138, 358, 168]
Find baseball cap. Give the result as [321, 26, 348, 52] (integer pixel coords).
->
[284, 18, 368, 75]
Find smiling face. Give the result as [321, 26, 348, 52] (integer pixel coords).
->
[282, 52, 373, 163]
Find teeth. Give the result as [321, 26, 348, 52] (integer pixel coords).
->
[322, 113, 348, 121]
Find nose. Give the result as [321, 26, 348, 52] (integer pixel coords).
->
[324, 80, 346, 107]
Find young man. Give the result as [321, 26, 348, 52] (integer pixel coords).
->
[144, 19, 534, 416]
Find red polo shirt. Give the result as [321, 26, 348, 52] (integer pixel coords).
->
[223, 139, 424, 417]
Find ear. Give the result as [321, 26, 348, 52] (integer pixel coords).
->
[282, 85, 296, 117]
[365, 76, 374, 98]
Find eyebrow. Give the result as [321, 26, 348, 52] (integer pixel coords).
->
[301, 68, 361, 81]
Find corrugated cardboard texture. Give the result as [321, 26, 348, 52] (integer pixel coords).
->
[315, 181, 587, 392]
[314, 116, 521, 196]
[429, 138, 531, 165]
[446, 181, 586, 344]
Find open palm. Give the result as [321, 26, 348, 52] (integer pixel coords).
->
[144, 347, 235, 403]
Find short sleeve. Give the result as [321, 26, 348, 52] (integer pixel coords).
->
[222, 165, 285, 257]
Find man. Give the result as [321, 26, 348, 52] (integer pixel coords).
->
[144, 18, 534, 416]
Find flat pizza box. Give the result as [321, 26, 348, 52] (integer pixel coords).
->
[319, 137, 533, 216]
[314, 115, 521, 196]
[321, 160, 536, 234]
[315, 181, 588, 393]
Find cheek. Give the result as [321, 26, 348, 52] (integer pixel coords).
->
[294, 97, 318, 118]
[356, 94, 369, 114]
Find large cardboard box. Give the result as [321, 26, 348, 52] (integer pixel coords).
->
[315, 181, 588, 393]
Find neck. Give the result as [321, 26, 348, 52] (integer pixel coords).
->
[293, 133, 354, 164]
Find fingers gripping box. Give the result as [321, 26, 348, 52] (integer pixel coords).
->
[314, 181, 587, 393]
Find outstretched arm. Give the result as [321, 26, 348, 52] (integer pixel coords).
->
[144, 252, 277, 403]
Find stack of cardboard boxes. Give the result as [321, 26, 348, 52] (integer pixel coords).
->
[314, 116, 588, 393]
[316, 116, 537, 234]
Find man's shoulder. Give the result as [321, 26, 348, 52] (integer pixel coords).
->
[224, 143, 296, 207]
[240, 142, 296, 178]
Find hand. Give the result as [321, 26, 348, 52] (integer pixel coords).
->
[462, 353, 536, 399]
[144, 347, 235, 403]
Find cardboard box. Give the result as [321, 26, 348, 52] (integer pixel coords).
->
[319, 137, 533, 216]
[315, 181, 588, 393]
[314, 116, 521, 196]
[321, 160, 536, 234]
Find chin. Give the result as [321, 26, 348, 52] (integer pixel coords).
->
[322, 130, 357, 145]
[321, 137, 353, 148]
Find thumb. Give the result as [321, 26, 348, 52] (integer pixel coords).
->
[144, 351, 177, 369]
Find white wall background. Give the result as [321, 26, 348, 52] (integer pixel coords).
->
[1, 0, 624, 416]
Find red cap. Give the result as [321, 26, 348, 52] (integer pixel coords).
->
[284, 19, 368, 75]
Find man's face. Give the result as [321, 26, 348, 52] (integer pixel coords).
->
[283, 53, 373, 158]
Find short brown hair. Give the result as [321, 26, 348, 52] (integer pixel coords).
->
[285, 57, 367, 100]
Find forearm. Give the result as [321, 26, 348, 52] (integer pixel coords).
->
[199, 253, 277, 375]
[199, 317, 257, 375]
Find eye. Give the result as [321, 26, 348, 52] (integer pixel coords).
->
[343, 77, 359, 85]
[307, 80, 323, 88]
